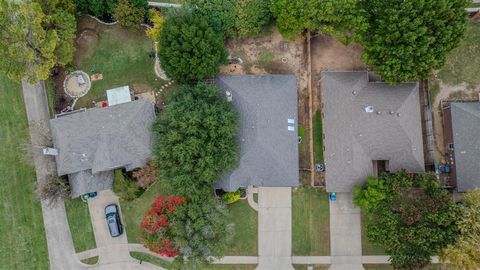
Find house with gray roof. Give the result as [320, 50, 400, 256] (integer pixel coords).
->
[50, 99, 155, 197]
[442, 102, 480, 192]
[215, 75, 299, 191]
[321, 71, 425, 192]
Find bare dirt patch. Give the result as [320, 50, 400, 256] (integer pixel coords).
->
[310, 35, 365, 185]
[222, 29, 312, 172]
[430, 80, 480, 160]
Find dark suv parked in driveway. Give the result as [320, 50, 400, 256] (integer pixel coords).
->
[105, 204, 123, 237]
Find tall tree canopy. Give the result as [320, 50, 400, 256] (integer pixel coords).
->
[270, 0, 366, 40]
[158, 9, 228, 84]
[152, 83, 238, 199]
[353, 171, 459, 270]
[235, 0, 272, 38]
[184, 0, 236, 37]
[360, 0, 469, 84]
[441, 188, 480, 270]
[0, 0, 76, 82]
[152, 83, 238, 266]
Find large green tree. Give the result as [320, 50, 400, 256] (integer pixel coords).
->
[169, 192, 230, 267]
[152, 83, 238, 199]
[0, 0, 77, 83]
[353, 171, 459, 270]
[441, 188, 480, 270]
[159, 9, 228, 84]
[235, 0, 272, 38]
[270, 0, 366, 40]
[113, 0, 145, 29]
[360, 0, 469, 84]
[184, 0, 236, 37]
[152, 83, 238, 266]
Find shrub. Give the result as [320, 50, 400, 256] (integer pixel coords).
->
[36, 174, 70, 206]
[222, 191, 241, 204]
[145, 9, 165, 42]
[141, 195, 185, 257]
[158, 9, 228, 83]
[112, 169, 140, 201]
[113, 0, 145, 29]
[132, 161, 157, 189]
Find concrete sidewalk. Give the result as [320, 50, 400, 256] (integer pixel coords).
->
[22, 79, 84, 270]
[256, 187, 294, 270]
[329, 192, 365, 270]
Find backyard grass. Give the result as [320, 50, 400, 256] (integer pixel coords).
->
[74, 22, 165, 108]
[292, 186, 330, 255]
[361, 213, 386, 255]
[313, 110, 324, 162]
[0, 72, 49, 269]
[438, 21, 480, 88]
[65, 198, 96, 252]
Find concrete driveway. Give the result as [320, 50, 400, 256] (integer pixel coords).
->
[329, 192, 364, 270]
[88, 190, 132, 265]
[256, 187, 295, 270]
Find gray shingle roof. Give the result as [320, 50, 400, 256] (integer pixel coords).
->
[68, 170, 113, 198]
[215, 75, 299, 191]
[450, 102, 480, 192]
[50, 99, 155, 176]
[321, 71, 425, 192]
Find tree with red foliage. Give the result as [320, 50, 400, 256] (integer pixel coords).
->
[141, 195, 184, 257]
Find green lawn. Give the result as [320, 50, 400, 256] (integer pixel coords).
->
[292, 187, 330, 255]
[225, 200, 257, 256]
[65, 198, 96, 252]
[74, 22, 165, 108]
[0, 72, 49, 269]
[313, 110, 324, 162]
[438, 21, 480, 88]
[130, 252, 171, 269]
[363, 264, 452, 270]
[81, 256, 99, 265]
[361, 213, 386, 255]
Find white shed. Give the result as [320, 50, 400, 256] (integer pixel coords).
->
[106, 86, 131, 106]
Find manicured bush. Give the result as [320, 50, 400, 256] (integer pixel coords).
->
[222, 191, 241, 204]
